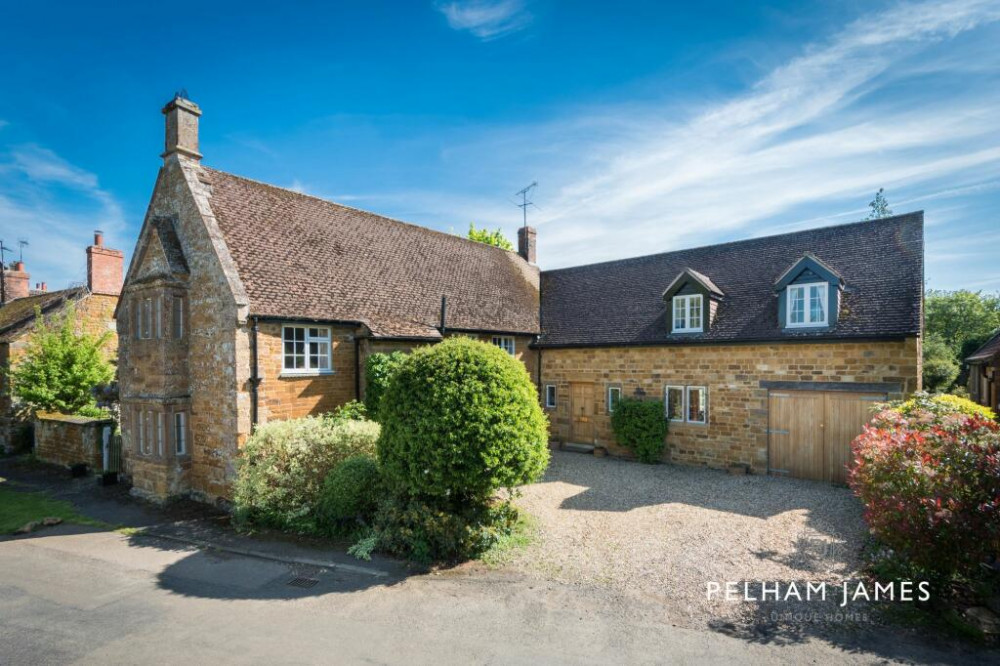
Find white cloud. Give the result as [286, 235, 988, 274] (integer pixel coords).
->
[435, 0, 532, 40]
[0, 145, 126, 289]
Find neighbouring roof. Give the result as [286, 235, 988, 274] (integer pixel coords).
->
[0, 287, 87, 343]
[201, 168, 540, 339]
[967, 330, 1000, 363]
[538, 212, 924, 347]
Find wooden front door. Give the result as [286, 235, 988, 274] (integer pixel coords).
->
[768, 390, 884, 483]
[570, 382, 595, 443]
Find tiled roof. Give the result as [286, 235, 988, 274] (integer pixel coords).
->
[967, 330, 1000, 362]
[201, 168, 540, 338]
[538, 212, 923, 347]
[0, 287, 87, 343]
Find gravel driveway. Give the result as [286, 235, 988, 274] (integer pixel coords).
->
[506, 451, 868, 631]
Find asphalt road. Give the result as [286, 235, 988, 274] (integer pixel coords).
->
[0, 523, 988, 665]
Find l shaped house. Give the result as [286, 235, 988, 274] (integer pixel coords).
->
[117, 96, 923, 502]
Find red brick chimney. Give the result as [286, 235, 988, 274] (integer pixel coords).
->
[3, 261, 30, 302]
[517, 226, 537, 264]
[87, 230, 124, 296]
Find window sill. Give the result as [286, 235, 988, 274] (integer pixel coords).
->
[279, 370, 336, 378]
[670, 330, 704, 335]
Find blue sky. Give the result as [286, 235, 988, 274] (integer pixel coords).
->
[1, 0, 999, 291]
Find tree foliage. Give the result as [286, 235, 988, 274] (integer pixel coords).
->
[866, 187, 893, 219]
[5, 305, 114, 415]
[923, 289, 1000, 391]
[364, 351, 408, 421]
[467, 223, 514, 251]
[377, 336, 549, 503]
[610, 398, 668, 463]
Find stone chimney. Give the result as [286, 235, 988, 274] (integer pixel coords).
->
[87, 230, 124, 295]
[2, 261, 30, 302]
[162, 94, 202, 161]
[517, 226, 537, 264]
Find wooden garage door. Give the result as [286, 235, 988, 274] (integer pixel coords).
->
[768, 390, 884, 484]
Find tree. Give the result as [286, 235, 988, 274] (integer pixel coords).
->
[467, 223, 513, 251]
[923, 289, 1000, 391]
[4, 305, 114, 415]
[866, 188, 893, 219]
[922, 335, 960, 393]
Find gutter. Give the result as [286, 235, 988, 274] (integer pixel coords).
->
[250, 315, 260, 427]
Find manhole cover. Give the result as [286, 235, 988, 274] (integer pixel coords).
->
[287, 576, 319, 589]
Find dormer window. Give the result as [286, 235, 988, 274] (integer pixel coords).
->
[672, 294, 703, 333]
[786, 282, 828, 327]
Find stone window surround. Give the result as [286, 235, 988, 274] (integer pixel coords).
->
[124, 399, 192, 461]
[127, 286, 187, 341]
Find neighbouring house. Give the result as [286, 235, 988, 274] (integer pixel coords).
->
[967, 331, 1000, 412]
[0, 234, 123, 450]
[118, 95, 923, 502]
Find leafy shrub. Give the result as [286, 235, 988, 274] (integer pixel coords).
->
[888, 391, 995, 422]
[849, 403, 1000, 580]
[610, 398, 668, 463]
[377, 337, 549, 503]
[325, 400, 369, 423]
[318, 455, 380, 527]
[233, 417, 380, 533]
[5, 304, 114, 416]
[922, 335, 960, 393]
[372, 495, 520, 564]
[364, 351, 408, 421]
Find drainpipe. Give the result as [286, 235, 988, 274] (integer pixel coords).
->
[440, 295, 447, 336]
[354, 335, 361, 402]
[250, 316, 260, 427]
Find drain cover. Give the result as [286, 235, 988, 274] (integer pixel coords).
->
[286, 576, 319, 589]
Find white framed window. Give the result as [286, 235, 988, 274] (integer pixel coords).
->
[665, 386, 685, 422]
[686, 386, 707, 424]
[172, 296, 185, 338]
[607, 385, 622, 413]
[672, 294, 703, 333]
[545, 384, 557, 409]
[174, 412, 187, 455]
[492, 336, 516, 356]
[786, 282, 828, 328]
[282, 325, 332, 373]
[664, 385, 708, 424]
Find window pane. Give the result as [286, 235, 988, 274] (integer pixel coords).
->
[789, 287, 805, 324]
[608, 387, 620, 412]
[689, 296, 702, 329]
[309, 328, 320, 338]
[283, 327, 294, 341]
[294, 355, 305, 369]
[809, 285, 826, 323]
[546, 385, 556, 407]
[674, 298, 686, 329]
[687, 388, 706, 423]
[666, 387, 684, 420]
[295, 328, 305, 341]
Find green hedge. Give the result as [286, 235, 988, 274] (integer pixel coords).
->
[233, 417, 380, 533]
[364, 351, 408, 421]
[610, 398, 668, 463]
[318, 454, 380, 527]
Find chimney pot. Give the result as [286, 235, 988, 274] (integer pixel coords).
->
[41, 282, 47, 292]
[3, 261, 30, 301]
[94, 230, 103, 246]
[517, 226, 537, 264]
[161, 94, 202, 162]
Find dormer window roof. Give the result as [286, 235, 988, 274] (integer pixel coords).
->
[663, 268, 724, 334]
[774, 253, 843, 331]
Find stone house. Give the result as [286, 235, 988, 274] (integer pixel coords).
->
[118, 96, 923, 501]
[967, 331, 1000, 412]
[0, 234, 123, 449]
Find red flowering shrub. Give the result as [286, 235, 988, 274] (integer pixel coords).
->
[849, 404, 1000, 579]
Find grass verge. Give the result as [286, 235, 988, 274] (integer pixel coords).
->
[478, 511, 538, 568]
[0, 477, 109, 533]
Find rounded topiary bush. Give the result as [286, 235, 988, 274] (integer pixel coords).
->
[377, 336, 549, 503]
[318, 454, 380, 525]
[610, 398, 668, 463]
